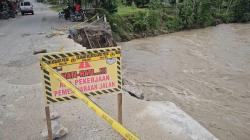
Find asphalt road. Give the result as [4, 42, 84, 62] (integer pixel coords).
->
[0, 1, 98, 140]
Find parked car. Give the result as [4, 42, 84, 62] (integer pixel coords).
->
[20, 1, 33, 15]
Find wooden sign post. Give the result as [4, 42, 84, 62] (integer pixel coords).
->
[117, 93, 123, 124]
[45, 106, 53, 140]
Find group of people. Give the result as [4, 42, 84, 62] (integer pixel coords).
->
[0, 0, 18, 19]
[62, 3, 85, 21]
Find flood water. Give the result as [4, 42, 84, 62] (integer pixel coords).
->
[121, 23, 250, 140]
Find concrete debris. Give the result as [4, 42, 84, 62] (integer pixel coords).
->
[50, 111, 60, 120]
[123, 85, 144, 99]
[122, 78, 133, 85]
[46, 31, 65, 38]
[33, 49, 47, 55]
[37, 32, 46, 35]
[21, 33, 31, 37]
[41, 120, 68, 140]
[68, 28, 77, 39]
[69, 24, 117, 49]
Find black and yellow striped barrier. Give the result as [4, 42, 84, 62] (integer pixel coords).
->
[40, 61, 140, 140]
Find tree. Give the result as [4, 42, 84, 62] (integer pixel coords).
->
[177, 0, 215, 28]
[125, 0, 133, 6]
[100, 0, 118, 13]
[232, 0, 250, 22]
[134, 0, 150, 8]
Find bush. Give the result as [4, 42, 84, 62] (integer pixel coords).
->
[117, 6, 147, 17]
[148, 0, 163, 9]
[214, 12, 234, 23]
[134, 0, 150, 8]
[132, 11, 148, 33]
[107, 13, 132, 41]
[233, 0, 250, 22]
[177, 0, 215, 28]
[47, 0, 58, 5]
[100, 0, 118, 13]
[147, 10, 161, 30]
[165, 16, 182, 32]
[177, 2, 194, 28]
[99, 0, 250, 41]
[129, 10, 162, 33]
[105, 9, 163, 40]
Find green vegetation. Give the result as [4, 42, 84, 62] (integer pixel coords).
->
[99, 0, 119, 13]
[46, 0, 60, 5]
[117, 6, 147, 16]
[104, 0, 250, 41]
[50, 5, 64, 12]
[47, 0, 250, 41]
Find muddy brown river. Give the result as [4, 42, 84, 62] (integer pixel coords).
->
[121, 24, 250, 140]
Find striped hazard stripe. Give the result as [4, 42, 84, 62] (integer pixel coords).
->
[41, 47, 121, 68]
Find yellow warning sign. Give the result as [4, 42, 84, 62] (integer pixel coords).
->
[40, 47, 122, 104]
[40, 61, 140, 140]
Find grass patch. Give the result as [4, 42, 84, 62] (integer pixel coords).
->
[117, 6, 148, 17]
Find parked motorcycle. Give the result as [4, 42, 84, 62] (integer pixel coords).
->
[70, 11, 82, 22]
[0, 10, 9, 19]
[59, 6, 86, 22]
[0, 1, 17, 19]
[62, 5, 72, 20]
[0, 2, 10, 19]
[7, 1, 15, 18]
[9, 9, 15, 18]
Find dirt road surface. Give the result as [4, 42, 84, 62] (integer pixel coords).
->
[0, 0, 248, 140]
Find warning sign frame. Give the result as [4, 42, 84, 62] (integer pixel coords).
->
[40, 60, 139, 140]
[40, 46, 122, 104]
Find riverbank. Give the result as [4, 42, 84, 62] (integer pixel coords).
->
[46, 0, 250, 42]
[106, 3, 250, 42]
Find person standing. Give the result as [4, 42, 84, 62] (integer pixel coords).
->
[75, 2, 81, 13]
